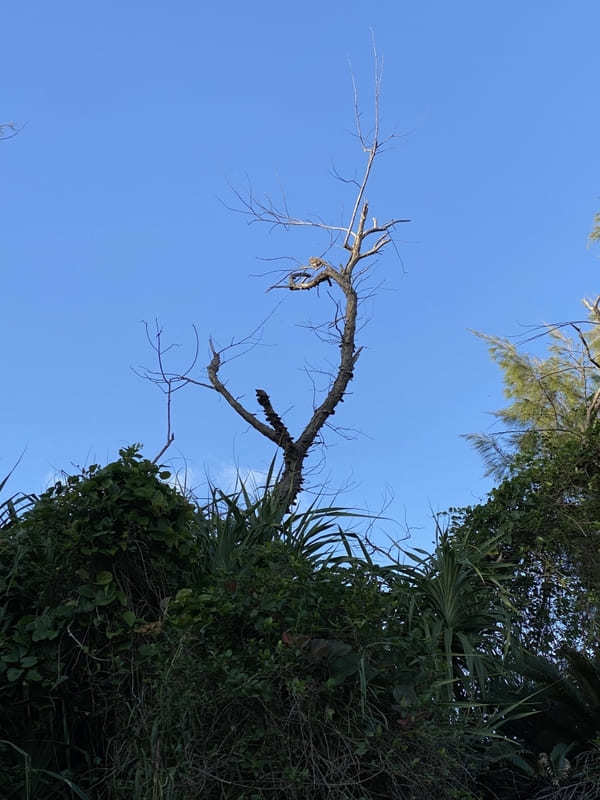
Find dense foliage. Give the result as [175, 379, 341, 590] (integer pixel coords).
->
[1, 448, 494, 798]
[0, 447, 199, 797]
[448, 426, 600, 658]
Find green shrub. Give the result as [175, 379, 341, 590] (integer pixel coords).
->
[104, 542, 479, 799]
[0, 447, 530, 798]
[0, 445, 198, 796]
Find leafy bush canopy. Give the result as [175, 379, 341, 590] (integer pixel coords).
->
[2, 441, 600, 799]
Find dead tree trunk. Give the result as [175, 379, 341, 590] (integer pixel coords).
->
[142, 56, 408, 514]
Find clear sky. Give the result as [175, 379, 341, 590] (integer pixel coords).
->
[2, 1, 599, 551]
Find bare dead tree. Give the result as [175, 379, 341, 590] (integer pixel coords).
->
[140, 51, 409, 513]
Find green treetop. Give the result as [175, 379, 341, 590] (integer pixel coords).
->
[466, 297, 600, 477]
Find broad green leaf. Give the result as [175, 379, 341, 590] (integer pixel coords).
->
[95, 571, 113, 585]
[122, 610, 136, 627]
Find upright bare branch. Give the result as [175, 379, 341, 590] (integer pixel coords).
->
[140, 58, 409, 512]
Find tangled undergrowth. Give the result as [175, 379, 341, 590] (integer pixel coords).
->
[1, 446, 599, 798]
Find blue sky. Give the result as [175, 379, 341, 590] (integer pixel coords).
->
[2, 1, 599, 550]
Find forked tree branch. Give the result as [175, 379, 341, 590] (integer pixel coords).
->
[141, 51, 409, 511]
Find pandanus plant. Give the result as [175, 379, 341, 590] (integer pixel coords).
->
[191, 458, 374, 578]
[0, 451, 37, 529]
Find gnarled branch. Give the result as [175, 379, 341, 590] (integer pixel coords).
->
[140, 51, 409, 512]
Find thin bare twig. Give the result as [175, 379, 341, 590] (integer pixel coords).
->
[0, 122, 22, 141]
